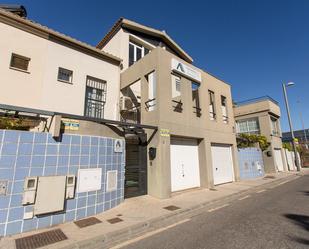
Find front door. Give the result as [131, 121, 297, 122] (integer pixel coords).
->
[170, 137, 200, 192]
[124, 133, 147, 198]
[211, 144, 234, 185]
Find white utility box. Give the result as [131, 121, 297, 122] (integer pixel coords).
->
[34, 176, 66, 215]
[65, 175, 76, 199]
[77, 168, 102, 193]
[22, 177, 38, 205]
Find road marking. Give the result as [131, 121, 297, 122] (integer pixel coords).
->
[110, 218, 191, 249]
[256, 189, 266, 193]
[207, 204, 230, 212]
[238, 195, 250, 200]
[277, 181, 289, 186]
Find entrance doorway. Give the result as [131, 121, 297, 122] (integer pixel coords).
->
[124, 132, 147, 198]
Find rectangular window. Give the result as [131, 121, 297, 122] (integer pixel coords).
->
[145, 71, 156, 111]
[58, 67, 73, 83]
[208, 90, 216, 120]
[84, 76, 107, 119]
[128, 41, 150, 66]
[192, 82, 201, 117]
[10, 53, 30, 71]
[221, 95, 228, 123]
[171, 75, 181, 98]
[271, 117, 280, 136]
[236, 118, 260, 134]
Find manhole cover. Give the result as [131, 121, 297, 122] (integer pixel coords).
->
[15, 229, 67, 249]
[163, 205, 181, 211]
[74, 217, 102, 228]
[107, 217, 123, 224]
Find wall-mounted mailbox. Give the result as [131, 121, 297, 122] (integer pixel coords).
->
[149, 147, 157, 160]
[65, 175, 76, 199]
[22, 177, 38, 205]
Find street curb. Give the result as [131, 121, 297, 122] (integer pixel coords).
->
[59, 173, 300, 249]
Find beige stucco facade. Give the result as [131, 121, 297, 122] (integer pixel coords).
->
[234, 98, 288, 173]
[121, 47, 239, 198]
[0, 11, 121, 121]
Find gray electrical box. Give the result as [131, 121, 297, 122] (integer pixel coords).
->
[34, 176, 66, 215]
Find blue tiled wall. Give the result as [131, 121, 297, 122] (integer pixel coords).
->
[238, 148, 265, 180]
[0, 130, 125, 237]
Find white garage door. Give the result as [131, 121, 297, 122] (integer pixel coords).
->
[286, 150, 295, 171]
[211, 144, 234, 185]
[170, 137, 200, 192]
[274, 149, 284, 172]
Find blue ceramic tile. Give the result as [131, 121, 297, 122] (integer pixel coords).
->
[30, 167, 43, 177]
[96, 203, 103, 214]
[0, 130, 3, 141]
[47, 135, 58, 144]
[76, 208, 86, 220]
[58, 156, 69, 167]
[6, 221, 22, 235]
[22, 218, 38, 232]
[19, 132, 33, 143]
[96, 194, 103, 204]
[4, 131, 19, 143]
[111, 199, 116, 208]
[66, 199, 76, 210]
[10, 194, 22, 207]
[25, 206, 34, 212]
[99, 138, 106, 147]
[90, 146, 97, 155]
[0, 155, 16, 168]
[86, 206, 95, 216]
[81, 137, 90, 146]
[98, 156, 105, 165]
[18, 143, 33, 155]
[12, 181, 24, 194]
[61, 135, 71, 144]
[68, 166, 78, 175]
[77, 192, 87, 198]
[32, 156, 45, 167]
[0, 209, 8, 223]
[71, 145, 80, 155]
[0, 169, 14, 180]
[38, 216, 51, 229]
[16, 155, 31, 168]
[8, 207, 24, 221]
[34, 133, 47, 144]
[0, 224, 4, 236]
[57, 167, 68, 175]
[81, 146, 89, 155]
[44, 167, 56, 176]
[99, 146, 106, 155]
[32, 144, 46, 155]
[51, 213, 64, 226]
[87, 195, 96, 206]
[15, 168, 30, 180]
[77, 197, 86, 208]
[104, 201, 111, 211]
[0, 196, 10, 209]
[59, 145, 70, 155]
[71, 136, 81, 145]
[46, 145, 58, 155]
[107, 147, 112, 154]
[45, 156, 57, 167]
[90, 155, 98, 165]
[107, 139, 112, 147]
[91, 137, 98, 146]
[70, 156, 79, 166]
[105, 192, 111, 202]
[2, 143, 18, 155]
[80, 156, 89, 166]
[65, 211, 75, 222]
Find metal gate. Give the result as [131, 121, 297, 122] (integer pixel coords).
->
[238, 147, 264, 179]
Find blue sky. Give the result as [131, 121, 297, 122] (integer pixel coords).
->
[5, 0, 309, 131]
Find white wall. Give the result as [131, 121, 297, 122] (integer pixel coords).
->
[0, 22, 120, 121]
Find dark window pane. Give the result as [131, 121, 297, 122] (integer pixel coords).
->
[136, 47, 142, 61]
[10, 54, 29, 71]
[129, 43, 135, 66]
[144, 47, 149, 55]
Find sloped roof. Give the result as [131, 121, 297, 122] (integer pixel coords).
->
[96, 18, 193, 63]
[0, 8, 121, 64]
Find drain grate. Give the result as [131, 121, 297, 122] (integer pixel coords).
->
[74, 217, 102, 228]
[107, 217, 123, 224]
[15, 229, 67, 249]
[163, 205, 181, 211]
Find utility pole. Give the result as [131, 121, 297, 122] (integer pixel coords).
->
[282, 82, 301, 171]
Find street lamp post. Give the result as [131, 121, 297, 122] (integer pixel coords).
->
[282, 82, 301, 171]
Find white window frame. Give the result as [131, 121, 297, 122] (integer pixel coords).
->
[236, 118, 260, 134]
[57, 67, 73, 84]
[129, 41, 150, 66]
[171, 74, 181, 98]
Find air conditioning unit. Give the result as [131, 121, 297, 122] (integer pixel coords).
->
[120, 96, 133, 111]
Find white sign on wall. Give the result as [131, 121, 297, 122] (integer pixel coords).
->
[171, 58, 201, 82]
[77, 168, 102, 193]
[114, 139, 123, 153]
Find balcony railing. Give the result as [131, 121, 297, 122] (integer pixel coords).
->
[172, 100, 183, 113]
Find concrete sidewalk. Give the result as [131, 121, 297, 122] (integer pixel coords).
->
[0, 171, 305, 249]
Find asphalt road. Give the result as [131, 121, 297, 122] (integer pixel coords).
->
[121, 175, 309, 249]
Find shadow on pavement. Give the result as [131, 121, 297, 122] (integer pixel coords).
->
[284, 214, 309, 246]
